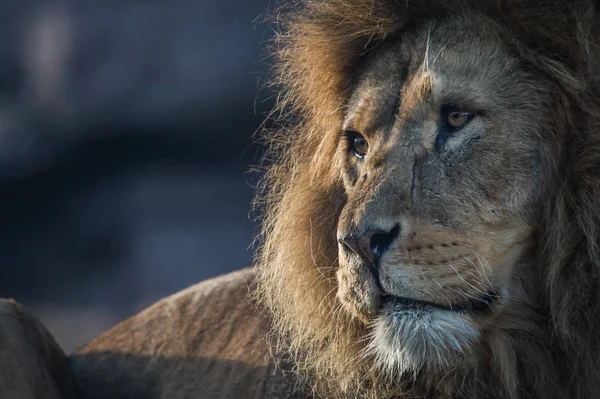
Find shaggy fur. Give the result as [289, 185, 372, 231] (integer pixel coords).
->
[254, 0, 600, 398]
[1, 2, 600, 399]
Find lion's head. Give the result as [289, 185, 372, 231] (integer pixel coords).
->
[255, 1, 600, 398]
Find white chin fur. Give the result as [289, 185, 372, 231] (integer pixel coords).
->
[363, 304, 480, 376]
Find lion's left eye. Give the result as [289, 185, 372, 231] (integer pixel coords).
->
[436, 105, 475, 151]
[443, 105, 473, 130]
[447, 110, 471, 128]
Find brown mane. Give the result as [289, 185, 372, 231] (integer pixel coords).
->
[254, 0, 600, 397]
[2, 2, 600, 398]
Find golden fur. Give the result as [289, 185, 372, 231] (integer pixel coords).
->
[1, 1, 600, 399]
[0, 269, 306, 399]
[254, 0, 600, 398]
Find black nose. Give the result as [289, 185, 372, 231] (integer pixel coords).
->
[340, 225, 400, 266]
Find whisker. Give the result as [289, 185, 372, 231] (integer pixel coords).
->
[422, 21, 433, 73]
[444, 261, 488, 297]
[432, 34, 458, 65]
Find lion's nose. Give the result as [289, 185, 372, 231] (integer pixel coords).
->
[340, 225, 400, 266]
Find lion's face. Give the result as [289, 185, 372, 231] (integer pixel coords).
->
[335, 19, 552, 372]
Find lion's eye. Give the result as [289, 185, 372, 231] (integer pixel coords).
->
[436, 105, 475, 151]
[447, 110, 471, 128]
[343, 130, 369, 159]
[443, 106, 473, 129]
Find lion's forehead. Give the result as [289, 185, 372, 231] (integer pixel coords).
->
[346, 25, 535, 133]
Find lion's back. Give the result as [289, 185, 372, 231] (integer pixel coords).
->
[0, 299, 75, 399]
[70, 267, 307, 399]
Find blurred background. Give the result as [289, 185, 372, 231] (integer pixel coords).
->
[0, 0, 273, 352]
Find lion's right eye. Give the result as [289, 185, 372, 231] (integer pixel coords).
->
[342, 130, 369, 159]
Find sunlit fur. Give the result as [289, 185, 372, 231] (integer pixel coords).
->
[254, 1, 600, 398]
[365, 306, 480, 376]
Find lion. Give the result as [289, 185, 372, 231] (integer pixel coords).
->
[2, 0, 600, 398]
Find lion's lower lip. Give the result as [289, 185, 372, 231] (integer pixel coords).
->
[381, 292, 498, 314]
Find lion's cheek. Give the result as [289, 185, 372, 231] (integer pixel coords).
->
[336, 263, 381, 322]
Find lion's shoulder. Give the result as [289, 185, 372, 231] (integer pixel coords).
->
[75, 267, 259, 356]
[71, 267, 309, 399]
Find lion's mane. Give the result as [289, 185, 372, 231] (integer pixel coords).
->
[253, 1, 600, 398]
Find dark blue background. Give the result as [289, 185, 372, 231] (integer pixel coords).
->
[0, 0, 272, 352]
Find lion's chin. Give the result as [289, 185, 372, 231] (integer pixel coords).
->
[364, 298, 482, 376]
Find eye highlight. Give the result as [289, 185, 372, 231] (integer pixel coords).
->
[342, 130, 369, 159]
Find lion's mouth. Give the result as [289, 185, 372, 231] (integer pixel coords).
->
[381, 292, 498, 314]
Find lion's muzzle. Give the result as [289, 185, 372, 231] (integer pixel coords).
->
[338, 225, 400, 287]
